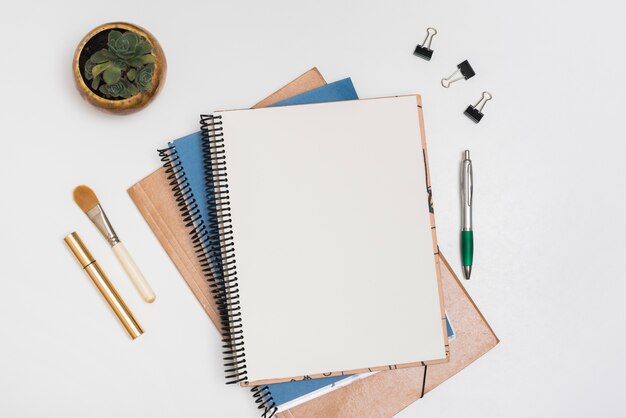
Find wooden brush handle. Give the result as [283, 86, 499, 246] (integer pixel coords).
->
[112, 242, 156, 303]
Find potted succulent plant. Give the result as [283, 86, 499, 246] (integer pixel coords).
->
[73, 22, 166, 114]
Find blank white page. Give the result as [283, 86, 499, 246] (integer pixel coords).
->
[216, 96, 446, 384]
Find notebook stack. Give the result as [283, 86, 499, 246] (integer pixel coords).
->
[128, 68, 498, 417]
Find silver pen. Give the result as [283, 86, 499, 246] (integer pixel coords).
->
[461, 150, 474, 280]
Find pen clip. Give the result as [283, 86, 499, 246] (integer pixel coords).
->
[462, 156, 473, 207]
[467, 163, 473, 206]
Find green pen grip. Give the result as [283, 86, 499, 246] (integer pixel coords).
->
[461, 230, 473, 266]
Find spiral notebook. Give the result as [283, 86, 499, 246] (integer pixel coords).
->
[194, 95, 449, 386]
[129, 72, 497, 417]
[143, 74, 455, 414]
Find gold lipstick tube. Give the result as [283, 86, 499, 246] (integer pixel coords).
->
[64, 232, 144, 339]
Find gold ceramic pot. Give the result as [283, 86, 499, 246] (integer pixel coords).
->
[73, 22, 166, 114]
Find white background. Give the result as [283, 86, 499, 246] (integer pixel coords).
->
[1, 1, 625, 417]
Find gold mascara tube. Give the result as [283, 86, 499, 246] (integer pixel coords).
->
[64, 232, 144, 339]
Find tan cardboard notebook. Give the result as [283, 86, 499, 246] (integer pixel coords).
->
[128, 69, 498, 415]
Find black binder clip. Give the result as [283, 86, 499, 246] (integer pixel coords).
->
[464, 91, 492, 123]
[413, 27, 437, 60]
[441, 60, 475, 88]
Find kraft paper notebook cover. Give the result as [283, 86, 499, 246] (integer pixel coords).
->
[128, 72, 498, 416]
[187, 95, 449, 387]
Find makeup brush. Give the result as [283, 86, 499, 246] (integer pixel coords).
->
[73, 185, 156, 303]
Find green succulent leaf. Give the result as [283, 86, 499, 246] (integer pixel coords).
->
[127, 58, 144, 68]
[90, 49, 115, 64]
[100, 79, 128, 98]
[136, 41, 153, 56]
[118, 79, 137, 98]
[99, 84, 111, 96]
[124, 80, 139, 97]
[136, 64, 155, 93]
[126, 82, 139, 96]
[105, 50, 117, 60]
[140, 54, 156, 64]
[127, 68, 137, 81]
[92, 62, 113, 78]
[109, 84, 126, 97]
[91, 74, 101, 90]
[84, 59, 95, 80]
[110, 31, 140, 60]
[125, 32, 139, 45]
[107, 30, 123, 47]
[103, 65, 122, 85]
[112, 60, 128, 71]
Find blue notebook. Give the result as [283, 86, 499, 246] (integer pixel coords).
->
[159, 78, 453, 416]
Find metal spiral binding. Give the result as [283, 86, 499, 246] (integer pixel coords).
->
[157, 146, 213, 277]
[251, 385, 278, 418]
[201, 115, 273, 400]
[200, 114, 277, 417]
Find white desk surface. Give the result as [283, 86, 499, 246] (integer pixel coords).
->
[2, 1, 625, 417]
